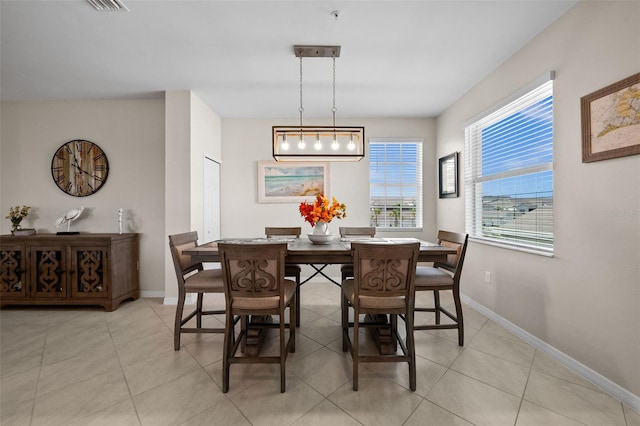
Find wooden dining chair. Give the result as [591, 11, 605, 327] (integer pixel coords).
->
[341, 241, 420, 391]
[169, 232, 227, 351]
[413, 230, 469, 346]
[265, 227, 302, 326]
[338, 226, 376, 282]
[218, 242, 296, 393]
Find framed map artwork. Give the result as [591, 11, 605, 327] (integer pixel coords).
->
[581, 72, 640, 162]
[258, 161, 329, 203]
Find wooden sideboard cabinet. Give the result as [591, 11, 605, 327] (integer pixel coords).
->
[0, 233, 139, 311]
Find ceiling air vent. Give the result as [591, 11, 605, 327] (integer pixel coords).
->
[87, 0, 129, 11]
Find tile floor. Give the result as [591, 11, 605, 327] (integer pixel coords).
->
[1, 279, 639, 426]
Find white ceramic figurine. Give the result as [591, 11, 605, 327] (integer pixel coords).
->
[55, 206, 85, 233]
[118, 208, 123, 234]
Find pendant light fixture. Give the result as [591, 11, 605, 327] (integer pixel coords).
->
[273, 45, 365, 162]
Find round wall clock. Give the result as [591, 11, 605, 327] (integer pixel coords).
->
[51, 139, 109, 197]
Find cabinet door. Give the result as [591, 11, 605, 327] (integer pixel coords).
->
[71, 246, 108, 298]
[30, 246, 67, 298]
[0, 245, 27, 298]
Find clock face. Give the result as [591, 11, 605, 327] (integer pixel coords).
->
[51, 140, 109, 197]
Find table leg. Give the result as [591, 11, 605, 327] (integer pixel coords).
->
[301, 264, 341, 286]
[364, 314, 398, 355]
[245, 315, 272, 356]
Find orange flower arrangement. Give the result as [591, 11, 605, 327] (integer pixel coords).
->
[299, 194, 346, 226]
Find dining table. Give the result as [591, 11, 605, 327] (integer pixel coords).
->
[185, 236, 455, 265]
[183, 236, 456, 355]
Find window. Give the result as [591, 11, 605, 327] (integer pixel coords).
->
[465, 76, 554, 254]
[369, 139, 423, 230]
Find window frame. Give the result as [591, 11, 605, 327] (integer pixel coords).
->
[464, 73, 555, 256]
[369, 138, 424, 231]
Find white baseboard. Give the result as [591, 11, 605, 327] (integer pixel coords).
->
[138, 291, 197, 306]
[161, 294, 196, 306]
[140, 291, 164, 298]
[461, 294, 640, 411]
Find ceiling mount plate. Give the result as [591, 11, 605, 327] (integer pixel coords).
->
[87, 0, 129, 11]
[294, 45, 341, 58]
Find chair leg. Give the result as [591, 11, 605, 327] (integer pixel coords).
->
[390, 313, 397, 338]
[174, 291, 186, 351]
[240, 316, 248, 354]
[352, 308, 359, 391]
[222, 310, 233, 393]
[406, 312, 416, 391]
[196, 293, 204, 328]
[341, 294, 348, 352]
[295, 273, 301, 327]
[230, 314, 236, 346]
[453, 288, 464, 346]
[280, 310, 286, 393]
[290, 293, 296, 354]
[434, 290, 441, 324]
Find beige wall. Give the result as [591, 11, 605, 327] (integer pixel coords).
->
[190, 93, 222, 237]
[164, 91, 222, 302]
[436, 1, 640, 396]
[164, 91, 192, 300]
[0, 92, 220, 299]
[220, 118, 437, 236]
[221, 118, 437, 277]
[0, 99, 166, 295]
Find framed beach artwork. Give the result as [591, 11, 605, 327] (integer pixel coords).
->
[258, 161, 330, 203]
[581, 72, 640, 163]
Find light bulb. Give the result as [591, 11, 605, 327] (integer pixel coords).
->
[314, 133, 322, 150]
[298, 134, 306, 149]
[332, 137, 339, 150]
[347, 133, 355, 151]
[281, 134, 289, 150]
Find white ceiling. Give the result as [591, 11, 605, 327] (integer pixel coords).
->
[0, 0, 577, 119]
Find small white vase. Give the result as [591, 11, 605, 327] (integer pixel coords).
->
[313, 221, 330, 235]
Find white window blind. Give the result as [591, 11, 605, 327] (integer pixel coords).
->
[369, 139, 423, 230]
[465, 78, 554, 254]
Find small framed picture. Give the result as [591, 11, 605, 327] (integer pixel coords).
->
[581, 72, 640, 163]
[439, 152, 458, 198]
[257, 161, 329, 203]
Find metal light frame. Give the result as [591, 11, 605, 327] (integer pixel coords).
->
[273, 45, 365, 162]
[273, 125, 365, 162]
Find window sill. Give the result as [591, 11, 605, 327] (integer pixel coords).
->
[469, 237, 554, 257]
[376, 227, 423, 233]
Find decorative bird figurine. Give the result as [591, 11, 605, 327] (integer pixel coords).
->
[55, 206, 85, 233]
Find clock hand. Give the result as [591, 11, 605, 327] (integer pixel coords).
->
[71, 156, 84, 173]
[71, 162, 92, 177]
[72, 163, 104, 182]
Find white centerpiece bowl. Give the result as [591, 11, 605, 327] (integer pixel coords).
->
[308, 234, 335, 245]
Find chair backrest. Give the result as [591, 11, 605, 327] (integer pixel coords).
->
[434, 230, 469, 281]
[351, 242, 420, 300]
[265, 227, 301, 239]
[218, 242, 288, 303]
[168, 232, 203, 282]
[339, 227, 376, 238]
